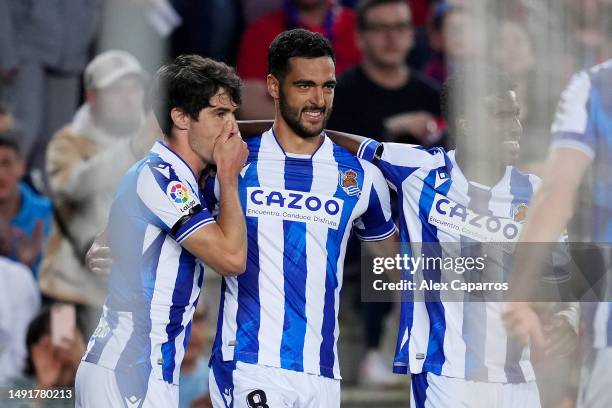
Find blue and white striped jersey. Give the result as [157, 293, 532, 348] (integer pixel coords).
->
[83, 142, 214, 385]
[551, 59, 612, 242]
[209, 129, 396, 379]
[550, 59, 612, 349]
[359, 139, 555, 383]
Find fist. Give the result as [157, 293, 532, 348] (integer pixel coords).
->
[213, 121, 249, 182]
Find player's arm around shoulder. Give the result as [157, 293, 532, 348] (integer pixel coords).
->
[181, 123, 249, 277]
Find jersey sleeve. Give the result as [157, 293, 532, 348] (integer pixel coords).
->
[353, 163, 397, 241]
[550, 70, 596, 159]
[136, 162, 214, 243]
[357, 138, 439, 190]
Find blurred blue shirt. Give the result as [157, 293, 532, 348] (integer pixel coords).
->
[10, 182, 52, 277]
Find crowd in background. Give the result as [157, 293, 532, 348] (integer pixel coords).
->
[0, 0, 610, 406]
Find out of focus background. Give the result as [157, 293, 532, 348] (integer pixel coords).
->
[0, 0, 609, 407]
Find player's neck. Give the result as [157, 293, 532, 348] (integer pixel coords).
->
[361, 60, 409, 90]
[299, 3, 328, 26]
[455, 148, 507, 187]
[164, 137, 206, 177]
[0, 189, 21, 221]
[273, 121, 323, 155]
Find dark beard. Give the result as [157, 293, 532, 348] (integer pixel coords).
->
[278, 88, 331, 139]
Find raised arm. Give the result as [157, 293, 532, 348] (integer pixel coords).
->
[181, 122, 249, 276]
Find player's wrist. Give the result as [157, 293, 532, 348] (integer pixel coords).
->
[216, 170, 239, 187]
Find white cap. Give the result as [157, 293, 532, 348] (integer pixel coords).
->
[84, 50, 148, 89]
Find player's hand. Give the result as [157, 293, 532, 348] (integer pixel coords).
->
[86, 233, 112, 275]
[543, 316, 577, 357]
[213, 120, 248, 184]
[502, 302, 545, 349]
[384, 111, 437, 141]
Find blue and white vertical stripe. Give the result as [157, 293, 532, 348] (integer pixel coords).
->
[359, 139, 544, 383]
[211, 130, 395, 379]
[83, 142, 212, 385]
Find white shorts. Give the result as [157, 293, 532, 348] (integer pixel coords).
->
[410, 372, 541, 408]
[578, 347, 612, 408]
[75, 361, 179, 408]
[209, 357, 340, 408]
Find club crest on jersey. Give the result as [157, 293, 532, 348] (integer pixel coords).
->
[339, 169, 360, 196]
[512, 203, 529, 222]
[166, 181, 198, 215]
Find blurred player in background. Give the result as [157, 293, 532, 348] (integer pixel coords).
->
[325, 67, 577, 407]
[505, 59, 612, 408]
[207, 29, 397, 408]
[75, 55, 248, 408]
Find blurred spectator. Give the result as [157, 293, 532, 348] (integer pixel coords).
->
[39, 51, 156, 325]
[179, 304, 211, 408]
[327, 0, 441, 388]
[6, 305, 85, 407]
[237, 0, 362, 119]
[0, 257, 41, 383]
[242, 0, 360, 23]
[407, 0, 435, 27]
[423, 2, 461, 84]
[0, 103, 14, 133]
[567, 0, 612, 70]
[329, 0, 443, 146]
[170, 0, 242, 64]
[0, 131, 52, 277]
[0, 0, 100, 181]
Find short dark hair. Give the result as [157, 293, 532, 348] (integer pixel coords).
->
[356, 0, 408, 31]
[267, 29, 336, 80]
[441, 67, 516, 137]
[0, 130, 21, 156]
[149, 55, 241, 136]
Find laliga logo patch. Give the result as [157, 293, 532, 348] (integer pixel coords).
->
[339, 169, 361, 197]
[169, 181, 190, 204]
[512, 203, 529, 222]
[167, 181, 198, 215]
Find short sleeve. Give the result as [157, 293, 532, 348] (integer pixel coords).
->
[353, 164, 397, 241]
[137, 162, 214, 243]
[550, 71, 595, 159]
[357, 138, 438, 190]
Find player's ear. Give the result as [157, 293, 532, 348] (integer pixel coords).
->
[170, 108, 190, 131]
[267, 74, 280, 100]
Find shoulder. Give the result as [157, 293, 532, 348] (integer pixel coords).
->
[510, 166, 542, 190]
[19, 183, 52, 214]
[136, 154, 185, 193]
[383, 143, 445, 168]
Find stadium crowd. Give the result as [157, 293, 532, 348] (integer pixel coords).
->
[0, 0, 609, 407]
